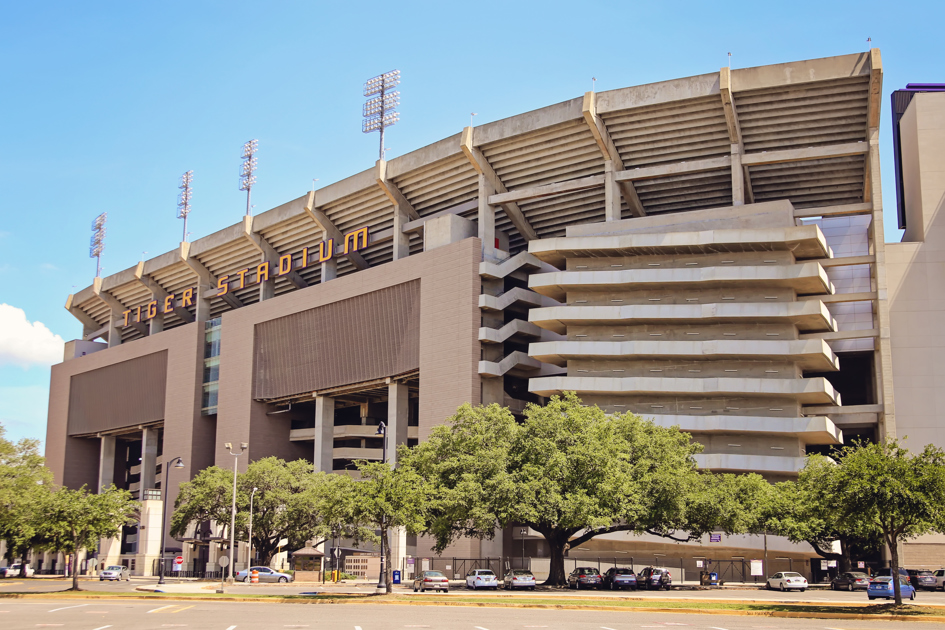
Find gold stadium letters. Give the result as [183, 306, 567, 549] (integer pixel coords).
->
[121, 226, 369, 328]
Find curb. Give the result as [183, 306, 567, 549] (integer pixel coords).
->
[0, 591, 943, 621]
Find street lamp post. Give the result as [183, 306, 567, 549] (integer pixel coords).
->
[375, 421, 387, 595]
[224, 442, 247, 584]
[520, 528, 527, 570]
[248, 487, 258, 575]
[158, 457, 185, 585]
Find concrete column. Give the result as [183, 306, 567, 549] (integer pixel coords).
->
[392, 207, 410, 260]
[106, 309, 122, 348]
[140, 427, 158, 492]
[731, 143, 745, 206]
[259, 276, 275, 301]
[389, 526, 408, 575]
[314, 396, 334, 473]
[195, 283, 213, 323]
[387, 381, 409, 467]
[149, 312, 164, 335]
[478, 174, 496, 260]
[604, 161, 620, 221]
[98, 436, 116, 492]
[321, 259, 337, 283]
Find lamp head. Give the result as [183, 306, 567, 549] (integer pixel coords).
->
[240, 442, 248, 451]
[174, 458, 185, 469]
[375, 421, 387, 436]
[224, 442, 232, 450]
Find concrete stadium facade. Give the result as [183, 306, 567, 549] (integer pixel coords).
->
[40, 49, 945, 579]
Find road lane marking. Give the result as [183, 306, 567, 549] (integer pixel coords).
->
[92, 626, 112, 630]
[148, 605, 178, 613]
[48, 604, 88, 612]
[710, 627, 730, 630]
[355, 627, 362, 630]
[475, 627, 490, 630]
[226, 626, 237, 630]
[171, 606, 195, 613]
[602, 627, 617, 630]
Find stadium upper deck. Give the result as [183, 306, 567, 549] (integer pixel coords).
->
[65, 51, 882, 346]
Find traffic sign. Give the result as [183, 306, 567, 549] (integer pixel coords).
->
[174, 556, 184, 565]
[219, 555, 230, 568]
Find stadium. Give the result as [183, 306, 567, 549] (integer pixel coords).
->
[42, 49, 945, 580]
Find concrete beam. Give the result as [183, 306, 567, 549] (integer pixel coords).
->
[375, 160, 420, 221]
[302, 191, 369, 270]
[741, 142, 869, 167]
[798, 291, 877, 304]
[813, 254, 875, 268]
[719, 67, 742, 144]
[133, 261, 194, 326]
[798, 328, 879, 341]
[488, 174, 605, 206]
[793, 202, 873, 219]
[240, 216, 308, 291]
[461, 126, 538, 242]
[91, 278, 147, 340]
[616, 155, 733, 182]
[866, 48, 883, 130]
[65, 293, 103, 336]
[178, 242, 243, 312]
[720, 67, 753, 206]
[583, 91, 646, 218]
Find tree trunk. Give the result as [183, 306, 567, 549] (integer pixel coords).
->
[839, 536, 853, 573]
[889, 536, 902, 606]
[543, 533, 569, 586]
[71, 553, 80, 591]
[383, 525, 393, 594]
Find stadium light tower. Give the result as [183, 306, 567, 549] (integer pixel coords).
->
[89, 212, 107, 277]
[362, 70, 400, 161]
[240, 139, 258, 216]
[177, 170, 193, 242]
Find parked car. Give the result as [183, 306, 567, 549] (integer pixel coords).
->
[413, 570, 449, 592]
[567, 567, 602, 589]
[603, 567, 638, 590]
[932, 569, 945, 591]
[502, 570, 536, 590]
[830, 571, 870, 591]
[0, 564, 34, 578]
[235, 566, 293, 583]
[465, 569, 499, 590]
[766, 571, 808, 592]
[637, 567, 672, 590]
[907, 569, 937, 590]
[99, 565, 129, 581]
[868, 575, 916, 600]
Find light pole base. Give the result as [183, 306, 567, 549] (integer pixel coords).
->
[375, 585, 387, 595]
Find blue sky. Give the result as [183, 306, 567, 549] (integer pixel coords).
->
[0, 0, 941, 444]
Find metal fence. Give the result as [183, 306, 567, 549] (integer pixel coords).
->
[151, 558, 223, 580]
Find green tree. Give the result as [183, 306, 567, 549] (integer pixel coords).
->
[37, 485, 138, 591]
[172, 458, 371, 567]
[796, 442, 945, 605]
[405, 393, 766, 585]
[0, 425, 53, 577]
[351, 460, 430, 593]
[766, 466, 880, 574]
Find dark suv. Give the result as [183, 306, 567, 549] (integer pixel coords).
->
[637, 566, 672, 590]
[567, 567, 602, 589]
[907, 569, 937, 590]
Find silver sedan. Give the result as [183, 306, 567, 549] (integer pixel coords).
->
[236, 566, 293, 583]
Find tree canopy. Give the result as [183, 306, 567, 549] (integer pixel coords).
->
[171, 457, 373, 565]
[0, 427, 52, 578]
[796, 441, 945, 605]
[37, 485, 138, 590]
[403, 393, 767, 584]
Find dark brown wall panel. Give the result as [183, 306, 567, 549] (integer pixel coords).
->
[253, 281, 420, 400]
[67, 351, 168, 435]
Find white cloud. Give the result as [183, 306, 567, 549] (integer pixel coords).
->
[0, 304, 64, 368]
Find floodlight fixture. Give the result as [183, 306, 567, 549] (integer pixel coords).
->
[89, 212, 107, 277]
[240, 139, 258, 216]
[362, 70, 401, 160]
[177, 170, 193, 242]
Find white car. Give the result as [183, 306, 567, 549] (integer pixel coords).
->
[767, 571, 808, 591]
[1, 564, 34, 578]
[465, 569, 499, 590]
[100, 565, 130, 581]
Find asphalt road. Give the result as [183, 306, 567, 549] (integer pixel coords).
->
[2, 578, 945, 605]
[0, 599, 943, 630]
